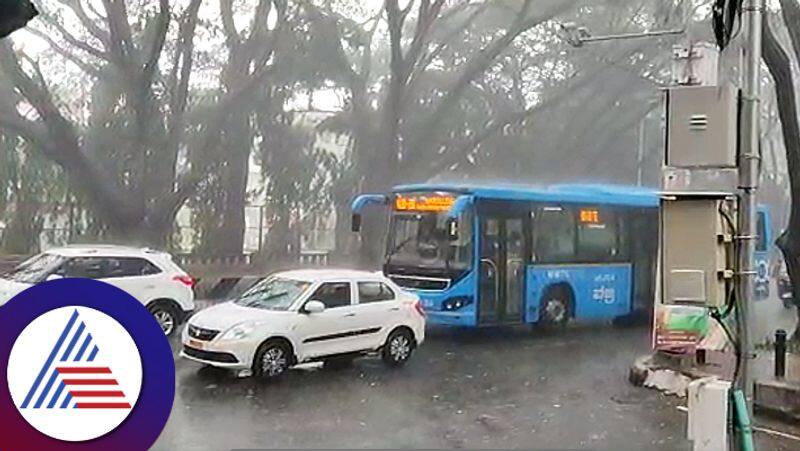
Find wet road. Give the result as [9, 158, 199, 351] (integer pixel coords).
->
[155, 325, 697, 450]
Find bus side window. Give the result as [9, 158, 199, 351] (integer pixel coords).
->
[532, 206, 576, 263]
[576, 209, 619, 262]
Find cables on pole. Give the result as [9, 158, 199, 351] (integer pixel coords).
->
[712, 0, 744, 50]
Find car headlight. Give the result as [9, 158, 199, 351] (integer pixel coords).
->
[220, 323, 255, 340]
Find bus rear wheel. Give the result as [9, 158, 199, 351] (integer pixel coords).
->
[540, 288, 571, 328]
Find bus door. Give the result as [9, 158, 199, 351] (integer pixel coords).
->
[478, 205, 526, 324]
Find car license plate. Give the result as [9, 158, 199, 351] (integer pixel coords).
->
[188, 339, 204, 349]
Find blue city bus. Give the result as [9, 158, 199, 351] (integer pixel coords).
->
[352, 183, 661, 327]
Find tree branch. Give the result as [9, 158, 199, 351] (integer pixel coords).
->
[142, 0, 170, 83]
[25, 27, 103, 77]
[407, 2, 488, 92]
[166, 0, 201, 146]
[220, 0, 241, 51]
[779, 0, 800, 64]
[39, 14, 107, 60]
[59, 0, 111, 46]
[101, 0, 136, 68]
[411, 0, 577, 153]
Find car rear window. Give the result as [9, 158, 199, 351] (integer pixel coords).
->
[358, 282, 395, 304]
[310, 282, 352, 308]
[106, 258, 162, 277]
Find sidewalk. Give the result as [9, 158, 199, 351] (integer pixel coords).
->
[753, 348, 800, 422]
[631, 347, 800, 422]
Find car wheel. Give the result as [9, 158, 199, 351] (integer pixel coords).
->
[149, 304, 178, 337]
[253, 340, 291, 379]
[382, 328, 414, 367]
[540, 290, 571, 329]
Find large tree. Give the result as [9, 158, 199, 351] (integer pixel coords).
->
[762, 0, 800, 341]
[0, 0, 314, 252]
[314, 0, 687, 263]
[0, 0, 205, 245]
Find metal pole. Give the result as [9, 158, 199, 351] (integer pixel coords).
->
[775, 329, 787, 379]
[737, 0, 764, 414]
[580, 28, 685, 43]
[637, 117, 646, 186]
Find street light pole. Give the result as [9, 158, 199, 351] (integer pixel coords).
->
[737, 0, 764, 414]
[579, 28, 685, 44]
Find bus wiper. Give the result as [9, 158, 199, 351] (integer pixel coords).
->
[387, 236, 415, 259]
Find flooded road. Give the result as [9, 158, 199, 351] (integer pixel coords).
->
[155, 325, 693, 449]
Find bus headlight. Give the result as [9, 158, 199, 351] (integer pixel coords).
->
[442, 297, 472, 311]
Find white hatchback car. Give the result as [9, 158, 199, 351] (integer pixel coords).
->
[182, 269, 426, 378]
[0, 245, 195, 336]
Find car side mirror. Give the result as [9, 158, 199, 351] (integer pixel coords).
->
[46, 273, 64, 281]
[303, 300, 326, 314]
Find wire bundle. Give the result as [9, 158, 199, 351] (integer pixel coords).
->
[712, 0, 744, 50]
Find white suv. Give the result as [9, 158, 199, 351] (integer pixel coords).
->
[0, 245, 195, 336]
[182, 269, 426, 378]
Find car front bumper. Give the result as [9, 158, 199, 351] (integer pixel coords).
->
[181, 330, 256, 370]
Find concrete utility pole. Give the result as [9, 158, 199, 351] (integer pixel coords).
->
[737, 0, 764, 413]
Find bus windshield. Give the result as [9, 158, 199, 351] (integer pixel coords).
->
[386, 212, 471, 269]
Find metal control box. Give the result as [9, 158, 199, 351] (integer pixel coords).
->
[687, 378, 731, 451]
[661, 193, 736, 307]
[665, 85, 739, 168]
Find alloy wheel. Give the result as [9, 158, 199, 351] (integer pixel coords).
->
[261, 347, 287, 377]
[389, 334, 411, 362]
[154, 310, 175, 335]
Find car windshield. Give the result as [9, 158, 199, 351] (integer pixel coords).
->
[234, 277, 311, 311]
[3, 253, 66, 284]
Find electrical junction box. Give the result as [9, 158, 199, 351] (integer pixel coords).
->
[687, 377, 731, 451]
[671, 42, 720, 86]
[661, 192, 736, 308]
[665, 84, 739, 168]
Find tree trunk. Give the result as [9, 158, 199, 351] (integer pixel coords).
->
[763, 16, 800, 342]
[359, 76, 402, 267]
[210, 110, 249, 256]
[332, 187, 355, 263]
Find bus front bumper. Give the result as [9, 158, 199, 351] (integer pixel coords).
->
[424, 310, 477, 327]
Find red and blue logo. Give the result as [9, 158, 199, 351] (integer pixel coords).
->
[0, 279, 174, 450]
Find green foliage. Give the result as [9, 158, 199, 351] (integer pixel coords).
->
[0, 134, 69, 254]
[0, 0, 712, 257]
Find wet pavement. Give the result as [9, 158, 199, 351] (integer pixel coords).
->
[155, 325, 697, 450]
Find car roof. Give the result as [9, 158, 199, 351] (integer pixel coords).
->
[44, 245, 167, 258]
[275, 269, 386, 282]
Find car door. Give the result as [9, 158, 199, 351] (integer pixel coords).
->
[297, 281, 362, 359]
[354, 281, 400, 349]
[100, 257, 163, 303]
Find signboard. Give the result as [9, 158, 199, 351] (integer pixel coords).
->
[579, 208, 601, 224]
[654, 305, 710, 353]
[394, 193, 455, 213]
